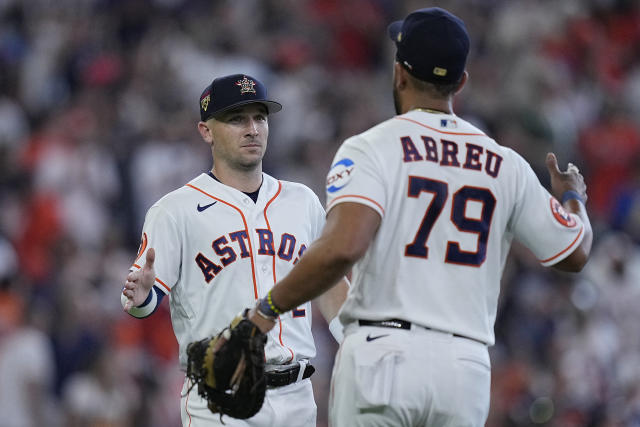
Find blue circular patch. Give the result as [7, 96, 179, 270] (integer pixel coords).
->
[326, 158, 355, 193]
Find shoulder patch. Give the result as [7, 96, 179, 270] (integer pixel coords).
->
[326, 158, 355, 193]
[550, 197, 577, 227]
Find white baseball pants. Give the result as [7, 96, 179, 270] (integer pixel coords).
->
[329, 323, 490, 427]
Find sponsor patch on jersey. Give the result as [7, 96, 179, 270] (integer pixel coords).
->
[550, 197, 577, 227]
[135, 232, 148, 261]
[326, 158, 354, 193]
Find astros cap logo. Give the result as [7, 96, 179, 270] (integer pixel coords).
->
[236, 76, 256, 95]
[550, 197, 577, 228]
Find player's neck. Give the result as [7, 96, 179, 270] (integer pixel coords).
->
[402, 96, 452, 115]
[211, 164, 263, 193]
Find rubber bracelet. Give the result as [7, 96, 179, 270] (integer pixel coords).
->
[257, 290, 283, 318]
[561, 190, 585, 205]
[267, 290, 284, 314]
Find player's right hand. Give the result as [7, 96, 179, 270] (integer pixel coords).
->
[545, 152, 587, 203]
[122, 248, 156, 312]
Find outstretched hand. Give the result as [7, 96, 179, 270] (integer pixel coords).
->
[545, 153, 587, 203]
[122, 248, 156, 312]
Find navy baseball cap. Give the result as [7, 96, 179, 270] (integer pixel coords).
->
[388, 8, 470, 84]
[199, 74, 282, 121]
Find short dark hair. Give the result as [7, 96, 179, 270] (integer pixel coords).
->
[405, 68, 462, 98]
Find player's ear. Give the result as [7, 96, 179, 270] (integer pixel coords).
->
[453, 71, 468, 95]
[197, 121, 214, 146]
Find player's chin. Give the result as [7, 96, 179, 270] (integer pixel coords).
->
[237, 153, 264, 169]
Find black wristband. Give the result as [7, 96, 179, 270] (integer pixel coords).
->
[561, 190, 585, 205]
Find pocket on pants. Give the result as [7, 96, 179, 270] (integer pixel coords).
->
[353, 348, 400, 409]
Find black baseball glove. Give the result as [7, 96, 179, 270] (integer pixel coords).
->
[186, 310, 267, 420]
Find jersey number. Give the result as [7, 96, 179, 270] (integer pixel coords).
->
[405, 176, 496, 266]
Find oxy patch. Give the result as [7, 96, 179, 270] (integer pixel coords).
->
[326, 158, 355, 193]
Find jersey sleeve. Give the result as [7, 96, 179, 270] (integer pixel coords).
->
[508, 155, 585, 266]
[325, 136, 386, 217]
[132, 204, 182, 294]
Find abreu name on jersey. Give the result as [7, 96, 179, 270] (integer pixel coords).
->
[400, 135, 503, 178]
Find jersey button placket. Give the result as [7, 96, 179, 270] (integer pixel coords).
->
[246, 202, 268, 298]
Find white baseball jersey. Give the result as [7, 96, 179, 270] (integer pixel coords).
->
[326, 110, 585, 345]
[132, 172, 324, 369]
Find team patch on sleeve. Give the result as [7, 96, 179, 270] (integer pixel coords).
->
[326, 158, 354, 193]
[550, 197, 577, 227]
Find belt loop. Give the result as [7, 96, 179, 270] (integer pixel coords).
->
[296, 360, 308, 383]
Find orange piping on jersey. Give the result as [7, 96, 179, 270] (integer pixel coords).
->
[539, 226, 584, 264]
[327, 194, 385, 215]
[263, 181, 295, 362]
[395, 116, 486, 136]
[154, 277, 170, 293]
[135, 232, 148, 262]
[263, 181, 282, 286]
[186, 183, 259, 299]
[131, 263, 171, 292]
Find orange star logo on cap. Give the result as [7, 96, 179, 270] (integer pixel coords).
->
[236, 76, 256, 95]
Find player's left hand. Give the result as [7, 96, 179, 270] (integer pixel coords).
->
[247, 304, 277, 333]
[545, 152, 587, 203]
[122, 248, 156, 312]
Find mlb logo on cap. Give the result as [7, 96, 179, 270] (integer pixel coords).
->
[199, 74, 282, 121]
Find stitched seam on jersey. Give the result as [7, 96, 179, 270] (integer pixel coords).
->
[264, 181, 295, 362]
[185, 379, 192, 427]
[539, 226, 584, 263]
[131, 263, 171, 293]
[186, 183, 259, 299]
[327, 194, 385, 215]
[278, 316, 295, 363]
[395, 116, 486, 136]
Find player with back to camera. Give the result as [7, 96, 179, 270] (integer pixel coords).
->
[245, 7, 593, 427]
[120, 74, 348, 427]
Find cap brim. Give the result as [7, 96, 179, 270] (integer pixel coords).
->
[212, 99, 283, 118]
[387, 20, 403, 42]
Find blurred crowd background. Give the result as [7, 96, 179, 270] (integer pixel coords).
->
[1, 0, 640, 426]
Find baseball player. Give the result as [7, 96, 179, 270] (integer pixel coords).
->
[121, 74, 348, 427]
[247, 8, 593, 427]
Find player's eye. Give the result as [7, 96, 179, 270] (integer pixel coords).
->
[255, 114, 267, 122]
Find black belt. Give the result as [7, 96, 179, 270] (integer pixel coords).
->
[358, 319, 485, 345]
[265, 364, 315, 388]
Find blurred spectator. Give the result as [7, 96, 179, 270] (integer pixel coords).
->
[0, 289, 58, 427]
[62, 343, 139, 427]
